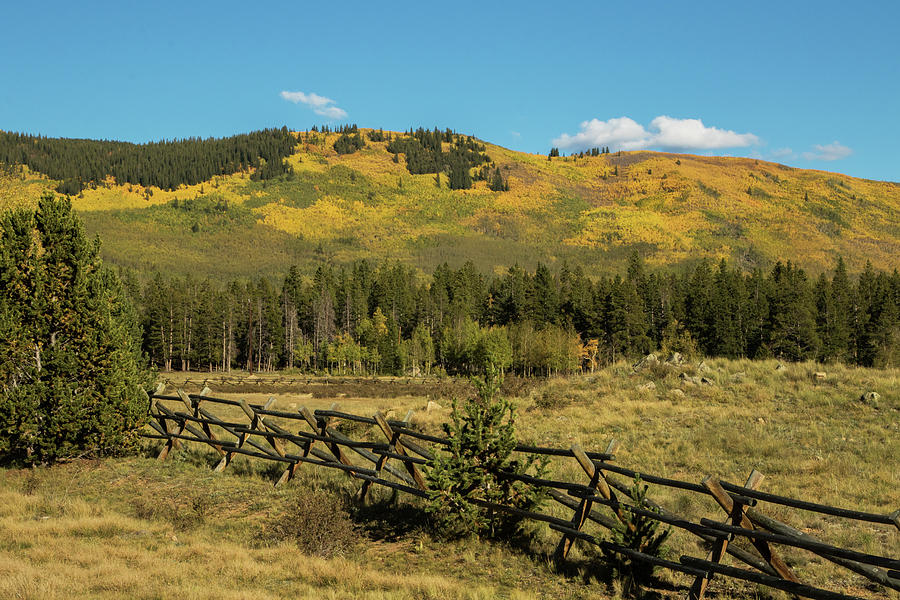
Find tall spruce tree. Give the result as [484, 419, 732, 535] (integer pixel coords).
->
[0, 193, 152, 465]
[766, 261, 819, 361]
[819, 257, 852, 362]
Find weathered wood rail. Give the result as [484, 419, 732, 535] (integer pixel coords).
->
[160, 375, 452, 389]
[143, 385, 900, 600]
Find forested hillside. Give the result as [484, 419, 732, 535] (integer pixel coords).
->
[134, 256, 900, 375]
[0, 127, 295, 194]
[1, 127, 898, 279]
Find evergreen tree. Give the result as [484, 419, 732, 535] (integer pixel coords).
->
[852, 261, 877, 365]
[0, 194, 152, 465]
[867, 273, 900, 367]
[601, 275, 650, 362]
[818, 256, 853, 363]
[684, 261, 716, 354]
[530, 263, 559, 325]
[489, 166, 507, 191]
[766, 261, 819, 361]
[425, 368, 546, 539]
[710, 260, 746, 357]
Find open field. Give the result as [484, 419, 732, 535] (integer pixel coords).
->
[1, 358, 898, 599]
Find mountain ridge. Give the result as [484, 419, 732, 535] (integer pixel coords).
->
[1, 128, 898, 279]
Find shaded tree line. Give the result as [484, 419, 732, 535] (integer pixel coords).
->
[386, 127, 493, 190]
[333, 133, 365, 155]
[0, 127, 296, 194]
[136, 255, 900, 376]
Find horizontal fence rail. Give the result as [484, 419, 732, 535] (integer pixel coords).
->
[160, 375, 454, 389]
[143, 385, 899, 600]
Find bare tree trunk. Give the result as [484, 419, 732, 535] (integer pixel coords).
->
[226, 309, 233, 373]
[257, 298, 263, 372]
[221, 319, 226, 372]
[167, 306, 174, 372]
[247, 300, 254, 374]
[186, 313, 193, 372]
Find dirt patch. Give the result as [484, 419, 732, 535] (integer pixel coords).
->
[160, 375, 536, 401]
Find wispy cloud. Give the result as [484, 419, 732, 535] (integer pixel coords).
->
[769, 147, 795, 160]
[802, 141, 852, 161]
[280, 90, 348, 120]
[553, 116, 759, 152]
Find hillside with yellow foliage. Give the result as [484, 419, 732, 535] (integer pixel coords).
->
[2, 129, 898, 278]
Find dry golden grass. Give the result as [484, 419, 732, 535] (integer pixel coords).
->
[0, 459, 595, 599]
[2, 358, 897, 599]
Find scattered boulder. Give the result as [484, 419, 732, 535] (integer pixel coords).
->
[731, 371, 746, 382]
[633, 353, 659, 371]
[775, 363, 786, 371]
[700, 376, 716, 385]
[812, 371, 827, 381]
[425, 400, 443, 412]
[679, 373, 701, 385]
[697, 361, 711, 373]
[670, 389, 686, 399]
[665, 352, 684, 365]
[637, 381, 657, 392]
[756, 417, 766, 425]
[860, 391, 880, 404]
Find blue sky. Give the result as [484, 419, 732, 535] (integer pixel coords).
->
[1, 1, 898, 181]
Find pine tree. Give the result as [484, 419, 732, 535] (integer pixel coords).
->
[489, 167, 506, 191]
[424, 367, 546, 538]
[766, 262, 819, 361]
[0, 194, 152, 465]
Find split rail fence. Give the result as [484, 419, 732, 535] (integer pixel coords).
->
[160, 375, 449, 389]
[144, 385, 900, 600]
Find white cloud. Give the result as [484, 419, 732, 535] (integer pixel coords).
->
[280, 90, 348, 120]
[769, 147, 795, 159]
[315, 105, 349, 119]
[802, 141, 852, 161]
[649, 116, 759, 150]
[552, 115, 759, 152]
[553, 117, 650, 151]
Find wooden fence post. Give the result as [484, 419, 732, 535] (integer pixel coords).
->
[571, 443, 635, 532]
[554, 439, 620, 562]
[689, 470, 765, 599]
[210, 397, 280, 473]
[298, 405, 360, 481]
[703, 475, 800, 587]
[155, 388, 189, 460]
[373, 411, 428, 490]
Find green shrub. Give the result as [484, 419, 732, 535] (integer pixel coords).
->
[425, 367, 547, 539]
[602, 476, 670, 591]
[261, 490, 359, 557]
[0, 193, 153, 465]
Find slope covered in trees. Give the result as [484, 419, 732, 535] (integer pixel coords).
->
[1, 127, 898, 278]
[0, 127, 296, 194]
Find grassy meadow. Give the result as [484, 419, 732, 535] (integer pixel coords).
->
[2, 358, 898, 599]
[2, 130, 899, 279]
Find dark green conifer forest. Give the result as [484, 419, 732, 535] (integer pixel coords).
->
[386, 128, 492, 189]
[134, 254, 900, 376]
[0, 127, 296, 194]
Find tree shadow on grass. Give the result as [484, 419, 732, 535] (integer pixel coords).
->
[350, 490, 429, 542]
